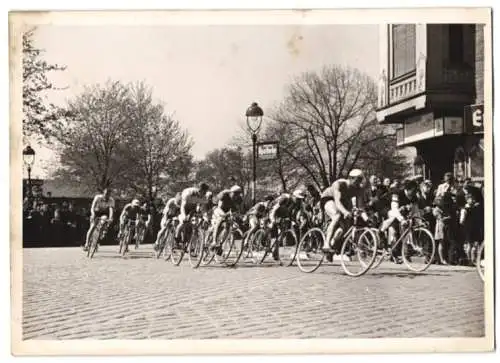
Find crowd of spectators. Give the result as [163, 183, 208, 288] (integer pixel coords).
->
[364, 172, 484, 266]
[23, 196, 165, 247]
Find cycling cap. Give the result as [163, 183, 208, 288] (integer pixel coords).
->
[205, 191, 213, 198]
[132, 199, 140, 207]
[293, 189, 306, 199]
[230, 185, 242, 193]
[348, 169, 364, 178]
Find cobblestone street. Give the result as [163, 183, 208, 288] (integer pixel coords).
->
[22, 245, 485, 340]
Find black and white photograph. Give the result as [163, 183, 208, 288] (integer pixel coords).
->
[10, 8, 494, 355]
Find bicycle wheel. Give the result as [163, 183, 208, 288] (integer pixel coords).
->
[224, 229, 245, 267]
[476, 241, 485, 282]
[188, 228, 204, 268]
[340, 228, 378, 277]
[87, 226, 100, 258]
[201, 229, 215, 266]
[369, 228, 386, 269]
[155, 231, 166, 259]
[135, 226, 145, 249]
[214, 226, 232, 264]
[296, 228, 325, 273]
[402, 226, 435, 272]
[242, 229, 259, 262]
[163, 229, 173, 261]
[278, 229, 299, 267]
[253, 229, 271, 264]
[121, 228, 131, 257]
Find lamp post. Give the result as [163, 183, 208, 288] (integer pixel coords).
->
[23, 145, 36, 207]
[245, 102, 264, 205]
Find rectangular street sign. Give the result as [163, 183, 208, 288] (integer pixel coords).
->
[257, 141, 279, 161]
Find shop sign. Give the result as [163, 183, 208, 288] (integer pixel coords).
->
[464, 104, 484, 134]
[403, 112, 435, 144]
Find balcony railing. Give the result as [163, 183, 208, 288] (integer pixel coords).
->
[389, 74, 418, 104]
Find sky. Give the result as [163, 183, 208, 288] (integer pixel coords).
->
[30, 24, 379, 178]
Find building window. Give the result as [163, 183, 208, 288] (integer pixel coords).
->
[448, 24, 464, 64]
[392, 24, 416, 79]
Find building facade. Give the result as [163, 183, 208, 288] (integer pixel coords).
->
[376, 24, 485, 184]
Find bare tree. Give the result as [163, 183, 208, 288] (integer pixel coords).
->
[270, 65, 402, 190]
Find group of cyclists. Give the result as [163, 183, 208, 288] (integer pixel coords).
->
[82, 168, 439, 266]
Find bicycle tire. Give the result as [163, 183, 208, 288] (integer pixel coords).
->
[87, 225, 100, 258]
[201, 229, 215, 266]
[340, 228, 378, 277]
[370, 228, 386, 269]
[214, 225, 231, 265]
[224, 229, 245, 267]
[155, 233, 165, 259]
[254, 229, 271, 264]
[402, 226, 435, 272]
[476, 241, 485, 282]
[163, 228, 173, 261]
[296, 228, 325, 273]
[121, 227, 131, 257]
[188, 227, 204, 268]
[279, 229, 299, 267]
[171, 224, 188, 266]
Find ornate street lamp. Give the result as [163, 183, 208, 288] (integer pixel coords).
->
[246, 102, 264, 204]
[23, 145, 36, 203]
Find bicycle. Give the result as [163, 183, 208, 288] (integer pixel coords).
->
[87, 215, 110, 259]
[370, 215, 435, 272]
[118, 219, 136, 257]
[170, 213, 206, 267]
[155, 218, 178, 261]
[202, 213, 246, 267]
[134, 220, 147, 250]
[247, 217, 298, 266]
[296, 208, 378, 277]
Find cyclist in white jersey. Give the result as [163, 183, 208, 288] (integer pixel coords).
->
[83, 188, 115, 251]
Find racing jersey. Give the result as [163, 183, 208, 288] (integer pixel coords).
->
[139, 205, 152, 222]
[216, 189, 242, 213]
[121, 204, 141, 221]
[91, 194, 115, 214]
[181, 187, 204, 206]
[246, 201, 269, 219]
[270, 194, 305, 221]
[163, 197, 180, 217]
[392, 190, 420, 217]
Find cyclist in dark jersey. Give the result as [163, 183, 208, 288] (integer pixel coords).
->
[379, 179, 420, 262]
[245, 195, 274, 243]
[118, 199, 142, 251]
[267, 189, 308, 261]
[209, 185, 244, 250]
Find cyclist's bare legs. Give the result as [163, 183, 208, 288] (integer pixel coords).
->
[324, 201, 342, 250]
[84, 219, 96, 249]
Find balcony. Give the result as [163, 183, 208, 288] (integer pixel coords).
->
[389, 73, 418, 104]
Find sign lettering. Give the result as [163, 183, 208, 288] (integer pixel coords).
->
[257, 142, 279, 161]
[464, 104, 484, 134]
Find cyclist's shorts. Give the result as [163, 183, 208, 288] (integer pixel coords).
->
[166, 210, 179, 219]
[182, 203, 196, 217]
[93, 209, 109, 219]
[320, 196, 334, 213]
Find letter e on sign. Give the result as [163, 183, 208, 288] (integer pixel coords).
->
[472, 108, 483, 128]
